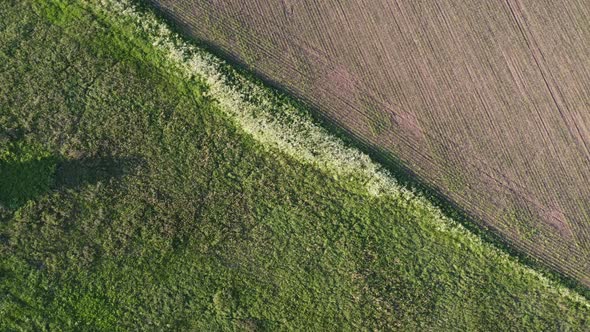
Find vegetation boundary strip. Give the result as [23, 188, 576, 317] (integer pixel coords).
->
[83, 0, 589, 306]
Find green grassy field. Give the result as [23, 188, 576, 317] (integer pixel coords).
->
[0, 0, 588, 330]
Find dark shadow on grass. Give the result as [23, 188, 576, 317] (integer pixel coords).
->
[0, 154, 142, 213]
[53, 155, 141, 189]
[0, 155, 58, 211]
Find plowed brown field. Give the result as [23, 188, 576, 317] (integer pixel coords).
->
[146, 0, 590, 286]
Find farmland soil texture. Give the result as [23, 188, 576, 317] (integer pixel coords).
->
[146, 0, 590, 286]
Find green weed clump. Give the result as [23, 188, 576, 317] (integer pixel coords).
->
[0, 0, 588, 331]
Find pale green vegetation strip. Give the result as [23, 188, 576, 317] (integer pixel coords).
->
[92, 0, 589, 306]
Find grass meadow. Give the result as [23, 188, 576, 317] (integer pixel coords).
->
[0, 0, 588, 330]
